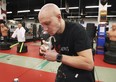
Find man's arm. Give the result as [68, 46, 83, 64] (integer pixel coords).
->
[40, 47, 94, 71]
[61, 49, 94, 71]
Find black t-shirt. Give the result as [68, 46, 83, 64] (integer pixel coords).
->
[54, 21, 94, 82]
[54, 21, 91, 56]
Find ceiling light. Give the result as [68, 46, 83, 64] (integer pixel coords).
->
[59, 8, 66, 10]
[86, 5, 111, 8]
[14, 18, 22, 20]
[28, 17, 34, 19]
[107, 15, 116, 17]
[85, 16, 98, 18]
[34, 9, 41, 12]
[7, 11, 12, 14]
[67, 16, 81, 18]
[85, 15, 116, 18]
[17, 10, 30, 13]
[69, 7, 79, 9]
[34, 7, 79, 12]
[60, 7, 79, 10]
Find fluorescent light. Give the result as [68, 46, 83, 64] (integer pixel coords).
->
[7, 11, 12, 14]
[14, 18, 22, 20]
[69, 7, 79, 9]
[59, 8, 66, 10]
[34, 9, 41, 12]
[17, 10, 30, 13]
[85, 15, 116, 18]
[107, 15, 116, 17]
[34, 7, 79, 12]
[28, 17, 34, 19]
[67, 16, 81, 18]
[86, 6, 99, 8]
[86, 5, 111, 8]
[60, 7, 79, 10]
[35, 5, 111, 12]
[85, 16, 98, 18]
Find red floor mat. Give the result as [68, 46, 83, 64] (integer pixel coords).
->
[94, 54, 116, 68]
[0, 42, 44, 59]
[0, 42, 115, 82]
[0, 62, 56, 82]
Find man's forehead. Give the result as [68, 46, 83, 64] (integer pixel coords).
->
[39, 12, 51, 19]
[41, 20, 51, 25]
[40, 16, 50, 22]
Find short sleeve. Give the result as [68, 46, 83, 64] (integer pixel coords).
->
[74, 25, 91, 52]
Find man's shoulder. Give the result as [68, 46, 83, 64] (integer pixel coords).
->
[66, 21, 82, 29]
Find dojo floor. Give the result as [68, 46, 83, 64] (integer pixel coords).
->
[0, 41, 116, 82]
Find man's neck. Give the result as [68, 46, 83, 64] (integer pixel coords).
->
[58, 19, 65, 34]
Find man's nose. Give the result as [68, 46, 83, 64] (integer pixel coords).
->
[43, 26, 48, 31]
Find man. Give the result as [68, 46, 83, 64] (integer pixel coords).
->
[11, 22, 26, 52]
[107, 23, 116, 41]
[0, 23, 9, 42]
[38, 3, 94, 82]
[106, 23, 116, 51]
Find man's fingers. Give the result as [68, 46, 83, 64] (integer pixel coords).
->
[40, 45, 46, 51]
[39, 49, 46, 56]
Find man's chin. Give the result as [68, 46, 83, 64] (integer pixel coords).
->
[50, 34, 54, 36]
[49, 32, 55, 36]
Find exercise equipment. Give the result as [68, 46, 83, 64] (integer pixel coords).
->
[0, 42, 11, 50]
[104, 51, 116, 64]
[38, 25, 43, 39]
[33, 24, 37, 41]
[10, 43, 19, 48]
[104, 41, 116, 64]
[86, 23, 96, 57]
[86, 23, 97, 48]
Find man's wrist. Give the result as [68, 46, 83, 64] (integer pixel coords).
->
[56, 54, 63, 62]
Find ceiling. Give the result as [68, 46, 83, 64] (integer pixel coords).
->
[6, 0, 116, 20]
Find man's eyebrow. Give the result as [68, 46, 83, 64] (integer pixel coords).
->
[43, 21, 51, 25]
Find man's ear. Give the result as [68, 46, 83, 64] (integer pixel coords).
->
[57, 14, 62, 20]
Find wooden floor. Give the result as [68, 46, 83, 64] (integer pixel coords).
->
[0, 41, 116, 82]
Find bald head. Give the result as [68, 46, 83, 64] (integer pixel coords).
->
[38, 3, 65, 35]
[38, 3, 61, 20]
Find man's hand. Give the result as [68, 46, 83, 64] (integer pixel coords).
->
[39, 43, 58, 61]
